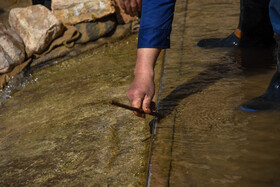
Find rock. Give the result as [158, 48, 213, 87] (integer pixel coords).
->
[113, 0, 137, 24]
[9, 5, 64, 56]
[0, 46, 13, 74]
[51, 0, 115, 25]
[0, 0, 17, 9]
[0, 23, 25, 74]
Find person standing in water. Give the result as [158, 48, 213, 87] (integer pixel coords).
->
[241, 1, 280, 111]
[120, 0, 280, 116]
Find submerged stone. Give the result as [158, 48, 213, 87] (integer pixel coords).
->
[0, 23, 25, 74]
[9, 5, 64, 56]
[51, 0, 115, 25]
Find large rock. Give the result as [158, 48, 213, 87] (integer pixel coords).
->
[51, 0, 115, 25]
[9, 5, 64, 56]
[114, 0, 137, 24]
[0, 23, 25, 74]
[0, 46, 13, 74]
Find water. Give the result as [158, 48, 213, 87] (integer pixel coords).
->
[0, 36, 154, 186]
[148, 0, 280, 186]
[1, 0, 280, 186]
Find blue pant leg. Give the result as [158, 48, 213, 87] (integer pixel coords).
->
[269, 0, 280, 35]
[138, 0, 176, 49]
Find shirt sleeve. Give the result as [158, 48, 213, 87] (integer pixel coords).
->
[137, 0, 176, 49]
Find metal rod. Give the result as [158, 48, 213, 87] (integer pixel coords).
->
[109, 100, 164, 118]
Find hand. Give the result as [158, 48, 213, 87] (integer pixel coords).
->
[127, 73, 155, 118]
[118, 0, 142, 16]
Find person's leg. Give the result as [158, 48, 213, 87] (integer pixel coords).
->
[197, 0, 274, 48]
[32, 0, 51, 10]
[240, 0, 280, 111]
[269, 0, 280, 38]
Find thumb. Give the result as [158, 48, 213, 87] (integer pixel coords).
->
[131, 98, 145, 118]
[142, 95, 152, 113]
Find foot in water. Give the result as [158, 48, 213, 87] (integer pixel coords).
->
[197, 30, 241, 48]
[240, 72, 280, 112]
[240, 33, 280, 112]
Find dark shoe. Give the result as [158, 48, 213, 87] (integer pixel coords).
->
[197, 0, 274, 49]
[32, 0, 51, 10]
[240, 72, 280, 112]
[197, 32, 240, 49]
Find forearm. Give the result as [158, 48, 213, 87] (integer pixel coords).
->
[134, 48, 161, 77]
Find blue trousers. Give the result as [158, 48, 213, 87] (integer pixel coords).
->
[269, 0, 280, 35]
[138, 0, 280, 49]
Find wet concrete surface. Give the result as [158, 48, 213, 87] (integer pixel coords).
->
[148, 0, 280, 186]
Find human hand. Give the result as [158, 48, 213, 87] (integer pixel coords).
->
[118, 0, 142, 16]
[127, 73, 155, 118]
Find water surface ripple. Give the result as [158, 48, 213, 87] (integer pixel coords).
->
[148, 0, 280, 186]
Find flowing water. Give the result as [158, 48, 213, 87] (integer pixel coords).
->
[0, 36, 155, 186]
[1, 0, 280, 186]
[148, 0, 280, 186]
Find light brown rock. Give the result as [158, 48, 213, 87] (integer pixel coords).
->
[0, 46, 13, 74]
[0, 23, 25, 74]
[51, 0, 115, 25]
[113, 0, 137, 24]
[9, 5, 64, 56]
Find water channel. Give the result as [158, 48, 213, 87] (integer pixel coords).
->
[0, 36, 155, 186]
[148, 0, 280, 186]
[1, 0, 280, 186]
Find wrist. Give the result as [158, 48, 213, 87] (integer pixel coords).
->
[134, 68, 154, 79]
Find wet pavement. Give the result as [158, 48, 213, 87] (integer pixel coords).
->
[148, 0, 280, 186]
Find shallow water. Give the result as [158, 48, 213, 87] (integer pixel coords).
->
[148, 0, 280, 186]
[0, 36, 154, 186]
[1, 0, 280, 186]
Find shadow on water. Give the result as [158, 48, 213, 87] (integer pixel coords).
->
[156, 46, 276, 120]
[159, 62, 232, 117]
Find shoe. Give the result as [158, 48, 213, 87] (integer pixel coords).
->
[197, 30, 241, 49]
[197, 0, 274, 49]
[240, 72, 280, 112]
[240, 34, 280, 112]
[32, 0, 51, 10]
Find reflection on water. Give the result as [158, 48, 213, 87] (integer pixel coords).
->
[0, 36, 152, 186]
[148, 0, 280, 186]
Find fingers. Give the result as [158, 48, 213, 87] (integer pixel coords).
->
[119, 0, 141, 16]
[127, 89, 145, 118]
[131, 98, 145, 118]
[127, 91, 155, 118]
[136, 0, 142, 12]
[142, 95, 152, 113]
[130, 0, 138, 16]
